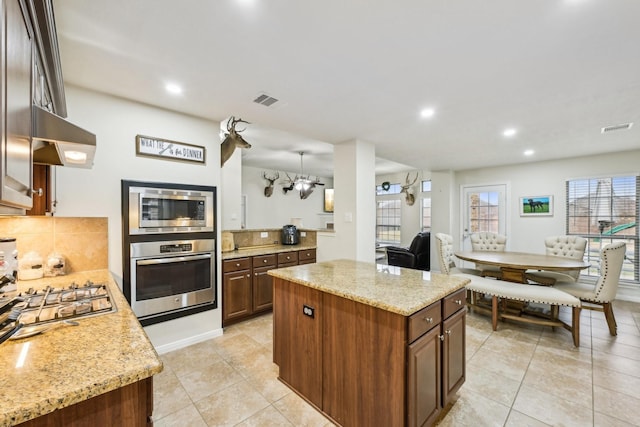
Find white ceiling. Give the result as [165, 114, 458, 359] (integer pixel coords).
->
[53, 0, 640, 178]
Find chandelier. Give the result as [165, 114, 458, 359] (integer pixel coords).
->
[282, 152, 324, 199]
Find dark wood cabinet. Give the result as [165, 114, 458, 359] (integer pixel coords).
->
[273, 276, 465, 427]
[26, 163, 49, 215]
[407, 287, 466, 426]
[222, 258, 252, 324]
[298, 248, 316, 265]
[16, 377, 153, 427]
[252, 254, 276, 313]
[277, 251, 298, 267]
[223, 249, 316, 326]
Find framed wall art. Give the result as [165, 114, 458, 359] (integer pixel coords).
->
[519, 195, 553, 216]
[136, 135, 206, 164]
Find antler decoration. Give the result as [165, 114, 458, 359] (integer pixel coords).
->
[262, 171, 279, 197]
[400, 172, 419, 206]
[220, 116, 252, 167]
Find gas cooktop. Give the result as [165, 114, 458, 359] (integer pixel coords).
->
[0, 280, 117, 327]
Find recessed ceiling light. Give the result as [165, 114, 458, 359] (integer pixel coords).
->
[503, 128, 517, 137]
[524, 149, 534, 156]
[165, 83, 183, 95]
[420, 108, 435, 118]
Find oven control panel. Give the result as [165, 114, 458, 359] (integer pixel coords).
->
[160, 243, 193, 253]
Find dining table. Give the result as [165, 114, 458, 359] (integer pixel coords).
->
[454, 251, 591, 284]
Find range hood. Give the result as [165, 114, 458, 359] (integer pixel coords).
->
[32, 105, 96, 168]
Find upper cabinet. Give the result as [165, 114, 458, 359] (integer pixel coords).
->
[0, 0, 35, 212]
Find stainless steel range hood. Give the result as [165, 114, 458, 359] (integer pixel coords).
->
[32, 105, 96, 169]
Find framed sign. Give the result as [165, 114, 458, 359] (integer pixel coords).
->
[520, 195, 553, 216]
[136, 135, 206, 164]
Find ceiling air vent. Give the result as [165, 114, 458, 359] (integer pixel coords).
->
[253, 93, 279, 107]
[601, 122, 633, 133]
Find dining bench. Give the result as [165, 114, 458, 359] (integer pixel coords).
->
[460, 275, 582, 347]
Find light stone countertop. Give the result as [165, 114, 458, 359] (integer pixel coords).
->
[222, 244, 316, 260]
[0, 270, 163, 426]
[268, 259, 470, 316]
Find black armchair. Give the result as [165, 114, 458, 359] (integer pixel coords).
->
[385, 232, 431, 271]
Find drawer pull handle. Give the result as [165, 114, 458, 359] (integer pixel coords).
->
[236, 263, 240, 267]
[247, 274, 251, 278]
[445, 330, 452, 335]
[263, 259, 268, 263]
[439, 335, 445, 341]
[454, 299, 463, 305]
[423, 317, 433, 324]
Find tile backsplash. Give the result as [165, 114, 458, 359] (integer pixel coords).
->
[0, 216, 108, 274]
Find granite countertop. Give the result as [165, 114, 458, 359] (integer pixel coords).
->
[268, 259, 470, 316]
[0, 270, 163, 426]
[222, 244, 316, 260]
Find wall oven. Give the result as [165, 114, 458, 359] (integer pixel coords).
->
[122, 180, 217, 326]
[130, 239, 215, 321]
[125, 181, 215, 235]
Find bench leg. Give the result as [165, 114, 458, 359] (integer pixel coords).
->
[572, 307, 581, 347]
[491, 296, 498, 331]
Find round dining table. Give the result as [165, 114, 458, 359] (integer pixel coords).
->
[454, 251, 591, 283]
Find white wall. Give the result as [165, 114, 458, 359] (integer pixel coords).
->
[451, 149, 640, 253]
[54, 86, 223, 350]
[240, 165, 334, 230]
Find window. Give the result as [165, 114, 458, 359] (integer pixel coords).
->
[376, 199, 401, 244]
[567, 176, 639, 282]
[421, 180, 431, 232]
[468, 191, 500, 233]
[376, 183, 401, 195]
[421, 198, 431, 232]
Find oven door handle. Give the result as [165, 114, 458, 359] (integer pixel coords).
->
[136, 254, 211, 266]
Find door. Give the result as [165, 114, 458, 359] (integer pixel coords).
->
[461, 184, 507, 266]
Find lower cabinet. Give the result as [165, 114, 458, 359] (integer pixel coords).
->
[408, 287, 466, 427]
[273, 278, 465, 427]
[223, 249, 316, 326]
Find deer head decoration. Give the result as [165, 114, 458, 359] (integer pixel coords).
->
[282, 172, 295, 194]
[220, 116, 251, 167]
[262, 171, 279, 197]
[400, 172, 419, 206]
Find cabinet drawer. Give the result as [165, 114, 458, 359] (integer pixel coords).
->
[253, 254, 277, 268]
[298, 249, 316, 264]
[223, 257, 251, 272]
[408, 301, 441, 343]
[443, 288, 466, 319]
[278, 251, 299, 266]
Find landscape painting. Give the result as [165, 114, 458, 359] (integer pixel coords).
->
[520, 195, 553, 216]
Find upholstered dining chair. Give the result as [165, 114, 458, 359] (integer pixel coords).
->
[435, 233, 481, 276]
[386, 232, 431, 271]
[525, 236, 588, 285]
[553, 241, 626, 336]
[470, 232, 507, 278]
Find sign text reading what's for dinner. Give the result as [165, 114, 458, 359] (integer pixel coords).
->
[136, 135, 206, 164]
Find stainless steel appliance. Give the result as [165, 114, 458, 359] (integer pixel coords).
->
[130, 239, 215, 321]
[125, 181, 215, 235]
[282, 225, 299, 245]
[0, 281, 115, 327]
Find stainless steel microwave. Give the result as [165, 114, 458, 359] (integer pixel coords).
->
[126, 182, 215, 235]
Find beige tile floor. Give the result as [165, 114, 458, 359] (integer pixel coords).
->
[153, 299, 640, 426]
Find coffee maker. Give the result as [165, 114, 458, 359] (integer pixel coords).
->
[282, 225, 299, 245]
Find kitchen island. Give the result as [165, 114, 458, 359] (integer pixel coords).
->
[268, 260, 470, 427]
[0, 270, 163, 426]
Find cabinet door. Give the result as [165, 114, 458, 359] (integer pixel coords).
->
[442, 308, 466, 405]
[1, 0, 33, 209]
[252, 265, 273, 312]
[407, 325, 442, 427]
[272, 277, 323, 407]
[222, 271, 252, 324]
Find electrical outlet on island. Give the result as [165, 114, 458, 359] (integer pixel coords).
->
[300, 231, 306, 237]
[260, 232, 268, 238]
